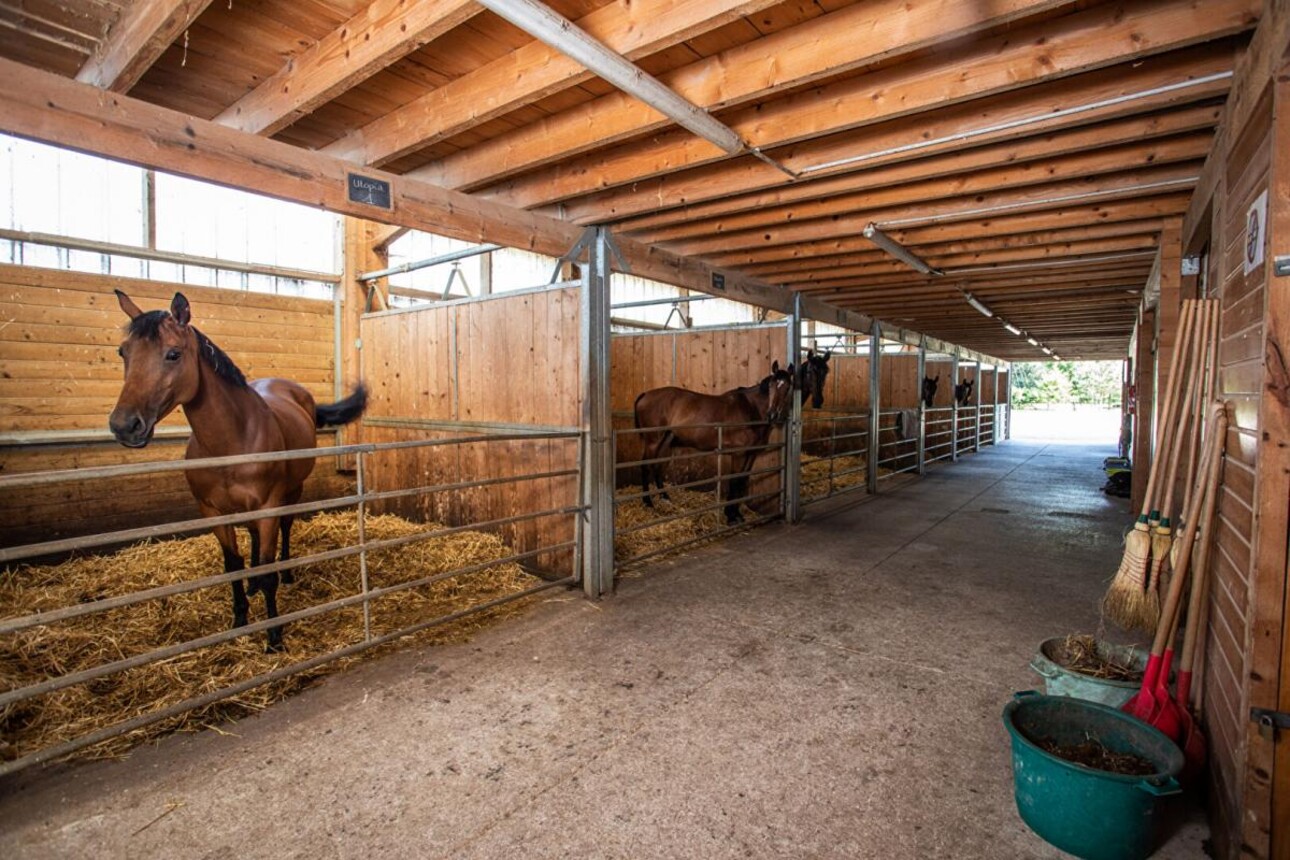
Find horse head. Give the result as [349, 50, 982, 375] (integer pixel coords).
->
[921, 375, 940, 408]
[109, 290, 204, 448]
[764, 360, 795, 423]
[954, 378, 975, 406]
[800, 349, 831, 409]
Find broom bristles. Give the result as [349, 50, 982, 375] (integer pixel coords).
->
[1103, 522, 1155, 631]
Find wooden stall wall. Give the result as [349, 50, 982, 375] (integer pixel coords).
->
[0, 265, 347, 547]
[1200, 85, 1276, 859]
[612, 325, 786, 508]
[877, 353, 921, 471]
[359, 287, 581, 575]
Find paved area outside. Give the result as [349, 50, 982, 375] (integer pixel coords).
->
[0, 439, 1206, 859]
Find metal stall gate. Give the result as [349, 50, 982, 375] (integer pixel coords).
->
[875, 343, 923, 483]
[609, 313, 793, 570]
[924, 351, 956, 465]
[798, 323, 872, 508]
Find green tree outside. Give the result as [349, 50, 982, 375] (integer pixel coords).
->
[1011, 361, 1121, 407]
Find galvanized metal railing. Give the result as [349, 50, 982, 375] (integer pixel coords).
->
[613, 419, 786, 567]
[875, 408, 920, 479]
[799, 411, 870, 506]
[0, 430, 584, 774]
[924, 406, 955, 464]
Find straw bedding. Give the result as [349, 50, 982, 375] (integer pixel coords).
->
[614, 487, 734, 567]
[801, 453, 868, 498]
[0, 512, 542, 764]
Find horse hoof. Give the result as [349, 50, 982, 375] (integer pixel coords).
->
[265, 640, 285, 654]
[245, 578, 261, 597]
[232, 616, 248, 630]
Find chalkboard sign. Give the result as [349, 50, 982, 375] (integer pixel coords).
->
[711, 272, 725, 291]
[347, 173, 392, 210]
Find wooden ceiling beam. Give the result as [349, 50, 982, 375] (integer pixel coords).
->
[755, 235, 1160, 282]
[74, 0, 213, 93]
[550, 49, 1235, 225]
[663, 162, 1201, 257]
[407, 0, 1082, 191]
[743, 221, 1167, 277]
[706, 197, 1190, 267]
[451, 0, 1257, 204]
[800, 267, 1154, 296]
[213, 0, 480, 137]
[606, 104, 1221, 235]
[323, 0, 783, 167]
[631, 134, 1211, 244]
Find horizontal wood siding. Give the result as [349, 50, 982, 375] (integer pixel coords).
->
[358, 287, 581, 576]
[0, 265, 345, 549]
[1203, 90, 1270, 858]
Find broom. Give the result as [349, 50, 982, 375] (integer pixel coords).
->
[1148, 300, 1207, 613]
[1171, 300, 1219, 575]
[1103, 301, 1195, 630]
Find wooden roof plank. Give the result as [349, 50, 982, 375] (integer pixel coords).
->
[214, 0, 482, 136]
[323, 0, 784, 166]
[74, 0, 214, 92]
[416, 0, 1257, 196]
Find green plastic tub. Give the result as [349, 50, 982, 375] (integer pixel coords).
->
[1003, 691, 1183, 860]
[1030, 637, 1149, 708]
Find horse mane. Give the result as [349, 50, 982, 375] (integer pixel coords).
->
[125, 311, 248, 388]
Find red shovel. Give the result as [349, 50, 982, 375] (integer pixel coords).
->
[1123, 403, 1225, 743]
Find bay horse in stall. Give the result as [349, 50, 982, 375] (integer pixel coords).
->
[109, 291, 367, 651]
[922, 375, 940, 408]
[633, 361, 795, 525]
[800, 349, 831, 409]
[954, 378, 975, 407]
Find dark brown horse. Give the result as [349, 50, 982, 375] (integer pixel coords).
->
[633, 361, 795, 524]
[109, 291, 367, 651]
[922, 375, 940, 408]
[954, 378, 975, 406]
[800, 349, 831, 409]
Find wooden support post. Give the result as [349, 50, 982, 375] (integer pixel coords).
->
[867, 322, 881, 493]
[340, 217, 386, 463]
[581, 227, 614, 597]
[950, 351, 961, 462]
[916, 337, 927, 474]
[785, 294, 803, 523]
[1155, 218, 1184, 424]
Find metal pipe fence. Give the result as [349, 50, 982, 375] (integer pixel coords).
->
[613, 419, 787, 567]
[800, 411, 871, 506]
[0, 430, 584, 774]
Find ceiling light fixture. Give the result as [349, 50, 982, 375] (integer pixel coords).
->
[862, 223, 943, 276]
[963, 291, 993, 317]
[1002, 322, 1022, 335]
[1027, 337, 1040, 347]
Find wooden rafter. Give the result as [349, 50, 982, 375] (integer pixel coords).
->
[213, 0, 481, 137]
[414, 0, 1257, 197]
[74, 0, 213, 93]
[323, 0, 783, 166]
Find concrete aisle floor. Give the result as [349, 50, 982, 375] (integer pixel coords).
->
[0, 440, 1208, 859]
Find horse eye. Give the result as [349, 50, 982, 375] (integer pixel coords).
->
[116, 346, 124, 358]
[165, 348, 181, 362]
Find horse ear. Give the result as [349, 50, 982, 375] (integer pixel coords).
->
[772, 360, 780, 373]
[822, 351, 831, 363]
[170, 293, 191, 327]
[807, 349, 815, 359]
[787, 362, 795, 376]
[115, 289, 143, 320]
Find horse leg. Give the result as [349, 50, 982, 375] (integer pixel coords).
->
[725, 453, 754, 525]
[250, 517, 285, 652]
[654, 431, 673, 502]
[639, 433, 657, 509]
[211, 524, 249, 630]
[278, 514, 296, 584]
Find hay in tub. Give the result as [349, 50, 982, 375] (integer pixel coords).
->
[0, 512, 543, 764]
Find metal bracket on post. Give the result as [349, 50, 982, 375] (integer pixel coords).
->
[785, 294, 803, 523]
[867, 321, 881, 494]
[916, 336, 927, 475]
[579, 227, 615, 597]
[950, 351, 961, 462]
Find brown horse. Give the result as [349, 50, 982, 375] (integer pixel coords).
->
[633, 361, 795, 524]
[799, 349, 831, 409]
[109, 290, 367, 651]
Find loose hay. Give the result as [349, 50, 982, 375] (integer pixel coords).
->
[801, 453, 867, 499]
[614, 487, 733, 567]
[0, 512, 543, 764]
[1048, 635, 1142, 682]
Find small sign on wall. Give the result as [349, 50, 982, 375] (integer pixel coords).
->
[1244, 189, 1268, 275]
[711, 271, 726, 291]
[347, 173, 392, 210]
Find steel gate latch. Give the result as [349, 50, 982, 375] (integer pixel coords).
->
[1249, 707, 1290, 741]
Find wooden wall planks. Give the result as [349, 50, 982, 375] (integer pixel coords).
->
[358, 287, 582, 576]
[0, 264, 347, 549]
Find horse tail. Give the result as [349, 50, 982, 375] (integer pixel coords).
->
[633, 391, 650, 428]
[315, 384, 368, 428]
